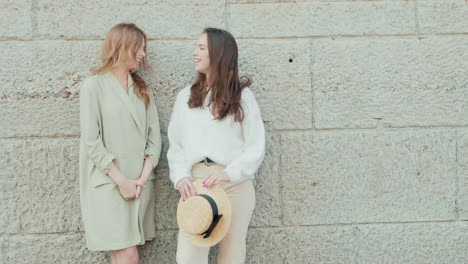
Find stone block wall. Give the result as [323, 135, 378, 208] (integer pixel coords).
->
[1, 0, 467, 263]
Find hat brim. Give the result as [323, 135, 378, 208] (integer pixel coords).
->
[177, 180, 232, 248]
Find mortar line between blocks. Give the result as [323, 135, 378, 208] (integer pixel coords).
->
[414, 0, 421, 39]
[248, 219, 465, 230]
[455, 129, 460, 220]
[278, 133, 286, 225]
[30, 0, 38, 40]
[231, 0, 407, 5]
[223, 0, 231, 31]
[3, 220, 467, 237]
[1, 125, 467, 140]
[309, 39, 315, 129]
[1, 33, 467, 43]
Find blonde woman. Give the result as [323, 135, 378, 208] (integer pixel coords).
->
[79, 23, 161, 264]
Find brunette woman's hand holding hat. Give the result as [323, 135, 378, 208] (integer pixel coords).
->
[203, 167, 229, 188]
[177, 177, 198, 202]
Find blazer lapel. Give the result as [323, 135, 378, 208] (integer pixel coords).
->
[107, 72, 145, 135]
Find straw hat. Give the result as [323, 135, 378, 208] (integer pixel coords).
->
[176, 179, 232, 248]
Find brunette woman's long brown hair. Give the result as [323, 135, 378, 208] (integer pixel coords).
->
[189, 28, 252, 122]
[92, 23, 151, 109]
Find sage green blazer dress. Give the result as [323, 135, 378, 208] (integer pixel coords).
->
[79, 71, 161, 251]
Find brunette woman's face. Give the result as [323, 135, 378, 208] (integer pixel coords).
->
[192, 33, 210, 74]
[128, 41, 146, 71]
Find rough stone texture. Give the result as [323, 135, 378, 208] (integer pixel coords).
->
[2, 223, 467, 264]
[139, 230, 178, 264]
[0, 0, 32, 40]
[147, 40, 196, 97]
[36, 0, 225, 39]
[250, 132, 282, 226]
[312, 36, 468, 129]
[245, 226, 359, 263]
[246, 223, 468, 264]
[418, 0, 468, 35]
[356, 222, 468, 263]
[0, 139, 83, 234]
[459, 128, 468, 220]
[229, 1, 415, 38]
[0, 180, 18, 234]
[0, 99, 79, 138]
[237, 39, 313, 130]
[1, 234, 108, 264]
[2, 0, 468, 263]
[154, 167, 179, 230]
[146, 40, 196, 133]
[280, 129, 458, 225]
[0, 41, 100, 99]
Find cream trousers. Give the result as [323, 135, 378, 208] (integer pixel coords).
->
[176, 163, 256, 264]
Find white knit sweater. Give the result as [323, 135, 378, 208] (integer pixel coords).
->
[167, 86, 266, 188]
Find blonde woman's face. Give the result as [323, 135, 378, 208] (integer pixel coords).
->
[128, 42, 146, 71]
[192, 33, 210, 74]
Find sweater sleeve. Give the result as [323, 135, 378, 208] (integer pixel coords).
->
[223, 88, 266, 184]
[79, 77, 116, 174]
[167, 89, 192, 188]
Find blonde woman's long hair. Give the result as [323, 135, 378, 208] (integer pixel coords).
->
[92, 23, 150, 109]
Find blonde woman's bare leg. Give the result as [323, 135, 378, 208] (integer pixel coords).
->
[111, 246, 139, 264]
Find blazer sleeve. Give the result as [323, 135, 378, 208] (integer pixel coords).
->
[223, 88, 266, 184]
[79, 77, 116, 174]
[144, 91, 162, 168]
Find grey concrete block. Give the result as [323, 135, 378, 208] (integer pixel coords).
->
[0, 181, 19, 234]
[154, 95, 175, 135]
[356, 222, 468, 263]
[418, 0, 468, 34]
[228, 1, 415, 37]
[237, 39, 312, 130]
[147, 41, 195, 133]
[245, 226, 359, 264]
[36, 0, 225, 39]
[280, 129, 457, 225]
[251, 132, 282, 226]
[0, 139, 83, 234]
[246, 222, 468, 264]
[1, 234, 108, 264]
[146, 40, 196, 97]
[154, 167, 179, 230]
[312, 36, 468, 128]
[0, 0, 32, 40]
[0, 99, 79, 137]
[0, 41, 100, 99]
[228, 0, 292, 3]
[139, 230, 178, 264]
[458, 128, 468, 220]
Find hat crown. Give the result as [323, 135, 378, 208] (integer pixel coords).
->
[176, 179, 232, 248]
[177, 196, 213, 234]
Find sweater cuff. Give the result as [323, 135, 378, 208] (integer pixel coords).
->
[223, 166, 243, 185]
